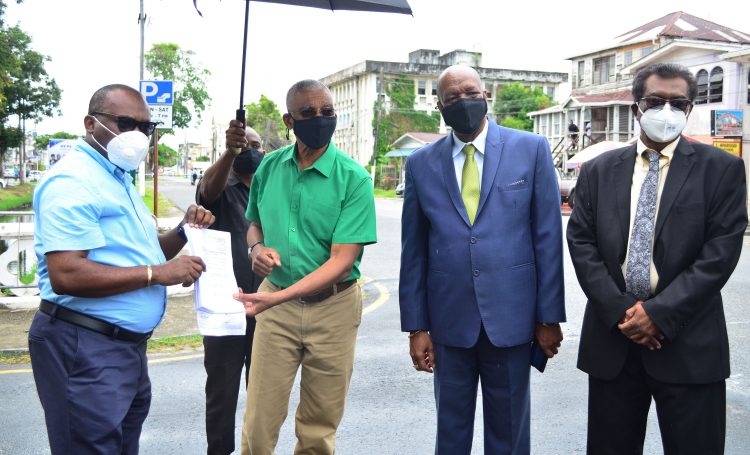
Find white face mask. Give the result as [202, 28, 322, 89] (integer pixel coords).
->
[89, 115, 150, 171]
[637, 103, 687, 144]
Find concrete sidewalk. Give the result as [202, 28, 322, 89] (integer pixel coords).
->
[0, 291, 201, 352]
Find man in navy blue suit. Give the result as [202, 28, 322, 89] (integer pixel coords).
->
[399, 65, 566, 454]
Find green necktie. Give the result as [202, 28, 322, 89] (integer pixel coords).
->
[461, 143, 480, 224]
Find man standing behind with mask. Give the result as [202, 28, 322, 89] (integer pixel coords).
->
[400, 65, 565, 454]
[197, 122, 265, 455]
[29, 84, 215, 454]
[233, 79, 377, 455]
[568, 63, 747, 454]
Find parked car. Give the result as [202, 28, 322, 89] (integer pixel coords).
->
[557, 169, 577, 208]
[395, 182, 405, 197]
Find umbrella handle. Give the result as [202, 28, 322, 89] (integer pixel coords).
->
[236, 108, 246, 124]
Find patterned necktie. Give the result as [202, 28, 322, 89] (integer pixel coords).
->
[461, 143, 480, 224]
[625, 150, 661, 300]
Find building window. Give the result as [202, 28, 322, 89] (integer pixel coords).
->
[485, 82, 493, 98]
[623, 50, 632, 66]
[641, 45, 655, 57]
[709, 67, 723, 103]
[577, 61, 585, 88]
[431, 81, 437, 96]
[418, 79, 426, 95]
[747, 70, 750, 104]
[546, 86, 555, 100]
[695, 69, 708, 104]
[592, 55, 615, 85]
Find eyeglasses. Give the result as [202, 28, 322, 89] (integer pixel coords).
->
[90, 111, 159, 136]
[637, 97, 692, 114]
[288, 107, 336, 120]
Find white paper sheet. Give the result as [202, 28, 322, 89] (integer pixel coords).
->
[184, 226, 246, 336]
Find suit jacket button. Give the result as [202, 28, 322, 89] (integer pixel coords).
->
[470, 237, 477, 244]
[473, 270, 480, 277]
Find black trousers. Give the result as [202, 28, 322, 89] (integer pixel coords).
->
[587, 344, 725, 455]
[203, 317, 256, 455]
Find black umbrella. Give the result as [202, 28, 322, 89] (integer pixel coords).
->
[194, 0, 413, 121]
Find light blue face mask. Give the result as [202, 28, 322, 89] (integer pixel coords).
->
[637, 102, 687, 143]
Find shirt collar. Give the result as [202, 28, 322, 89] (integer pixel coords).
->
[285, 142, 337, 178]
[636, 135, 679, 163]
[452, 119, 489, 159]
[75, 139, 130, 182]
[227, 169, 250, 189]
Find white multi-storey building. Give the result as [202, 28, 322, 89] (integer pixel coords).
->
[529, 11, 750, 170]
[321, 49, 568, 165]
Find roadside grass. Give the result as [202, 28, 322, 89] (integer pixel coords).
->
[142, 181, 180, 217]
[374, 188, 396, 198]
[0, 351, 30, 365]
[146, 334, 204, 353]
[0, 334, 205, 365]
[0, 183, 35, 211]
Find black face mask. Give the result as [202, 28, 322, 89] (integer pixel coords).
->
[292, 115, 337, 150]
[441, 98, 488, 135]
[233, 148, 264, 175]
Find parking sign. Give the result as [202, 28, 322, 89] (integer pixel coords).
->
[139, 80, 173, 105]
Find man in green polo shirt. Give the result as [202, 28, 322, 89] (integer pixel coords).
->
[233, 79, 376, 455]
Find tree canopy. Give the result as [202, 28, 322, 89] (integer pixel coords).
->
[0, 3, 61, 180]
[245, 95, 288, 151]
[34, 131, 78, 149]
[492, 82, 553, 131]
[145, 43, 211, 137]
[373, 75, 440, 164]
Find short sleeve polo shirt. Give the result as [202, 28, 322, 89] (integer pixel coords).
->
[246, 142, 377, 288]
[33, 140, 167, 333]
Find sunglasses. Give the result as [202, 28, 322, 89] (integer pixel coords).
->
[91, 111, 159, 136]
[288, 107, 336, 120]
[637, 97, 692, 114]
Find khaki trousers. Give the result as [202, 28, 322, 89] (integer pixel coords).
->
[241, 279, 362, 455]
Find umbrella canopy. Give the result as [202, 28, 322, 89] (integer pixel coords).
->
[567, 141, 628, 167]
[251, 0, 412, 14]
[193, 0, 413, 121]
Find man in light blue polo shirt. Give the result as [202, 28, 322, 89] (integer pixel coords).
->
[29, 83, 215, 455]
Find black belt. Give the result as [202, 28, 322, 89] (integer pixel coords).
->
[39, 300, 153, 344]
[270, 280, 356, 304]
[299, 280, 356, 303]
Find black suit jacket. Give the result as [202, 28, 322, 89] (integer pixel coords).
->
[567, 137, 747, 383]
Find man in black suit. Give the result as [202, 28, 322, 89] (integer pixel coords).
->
[567, 62, 747, 454]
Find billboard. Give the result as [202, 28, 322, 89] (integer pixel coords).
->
[711, 110, 743, 137]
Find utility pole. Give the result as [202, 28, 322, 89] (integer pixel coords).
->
[139, 0, 146, 80]
[370, 67, 384, 187]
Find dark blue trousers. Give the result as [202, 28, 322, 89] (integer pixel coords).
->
[28, 310, 151, 455]
[433, 327, 531, 455]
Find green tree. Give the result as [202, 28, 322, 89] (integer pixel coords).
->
[0, 124, 21, 158]
[245, 95, 288, 150]
[0, 24, 61, 182]
[0, 1, 23, 111]
[34, 131, 78, 149]
[156, 143, 181, 168]
[145, 43, 211, 137]
[373, 75, 440, 164]
[492, 82, 553, 131]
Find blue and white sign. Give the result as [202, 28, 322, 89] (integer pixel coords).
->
[139, 80, 173, 105]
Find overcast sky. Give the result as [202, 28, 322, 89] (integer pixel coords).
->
[6, 0, 750, 150]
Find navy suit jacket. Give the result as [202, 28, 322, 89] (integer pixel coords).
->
[399, 119, 566, 348]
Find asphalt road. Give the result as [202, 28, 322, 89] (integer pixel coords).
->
[1, 177, 748, 454]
